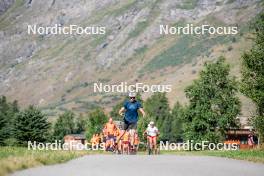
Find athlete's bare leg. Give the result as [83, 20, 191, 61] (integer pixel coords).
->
[153, 137, 157, 154]
[130, 129, 135, 150]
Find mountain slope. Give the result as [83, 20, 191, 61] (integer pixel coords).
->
[0, 0, 262, 118]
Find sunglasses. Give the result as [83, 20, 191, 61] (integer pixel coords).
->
[130, 97, 136, 99]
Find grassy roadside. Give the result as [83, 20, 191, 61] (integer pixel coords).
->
[0, 147, 105, 176]
[159, 149, 264, 163]
[1, 147, 263, 176]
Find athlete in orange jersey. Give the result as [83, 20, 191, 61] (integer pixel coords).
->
[101, 128, 108, 151]
[134, 132, 140, 152]
[94, 134, 100, 144]
[90, 134, 97, 147]
[114, 128, 120, 142]
[104, 118, 118, 151]
[104, 118, 117, 135]
[122, 131, 130, 154]
[102, 128, 107, 142]
[116, 129, 124, 154]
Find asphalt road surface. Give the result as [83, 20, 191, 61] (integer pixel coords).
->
[12, 155, 264, 176]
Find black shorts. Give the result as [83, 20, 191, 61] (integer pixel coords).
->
[123, 119, 137, 130]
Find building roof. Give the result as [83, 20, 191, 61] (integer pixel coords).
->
[226, 129, 255, 135]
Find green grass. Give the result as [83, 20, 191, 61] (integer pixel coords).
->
[89, 0, 155, 48]
[176, 0, 198, 10]
[119, 0, 160, 48]
[1, 147, 263, 176]
[121, 45, 148, 67]
[0, 0, 24, 30]
[110, 0, 138, 17]
[226, 0, 236, 4]
[74, 100, 100, 111]
[142, 34, 233, 73]
[128, 21, 149, 39]
[141, 15, 250, 73]
[90, 31, 109, 48]
[82, 0, 137, 25]
[202, 15, 227, 27]
[134, 45, 148, 56]
[0, 146, 101, 176]
[160, 149, 264, 163]
[66, 82, 91, 94]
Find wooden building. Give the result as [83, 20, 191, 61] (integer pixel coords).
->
[63, 134, 86, 150]
[225, 128, 258, 149]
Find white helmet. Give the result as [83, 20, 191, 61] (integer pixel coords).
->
[149, 121, 154, 125]
[128, 92, 136, 97]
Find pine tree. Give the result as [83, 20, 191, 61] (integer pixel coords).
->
[0, 110, 8, 145]
[0, 96, 8, 145]
[170, 102, 184, 142]
[14, 105, 50, 145]
[162, 114, 173, 141]
[0, 96, 20, 145]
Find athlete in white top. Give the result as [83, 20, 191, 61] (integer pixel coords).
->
[144, 121, 159, 154]
[146, 124, 159, 137]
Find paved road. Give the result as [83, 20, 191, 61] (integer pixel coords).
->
[12, 155, 264, 176]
